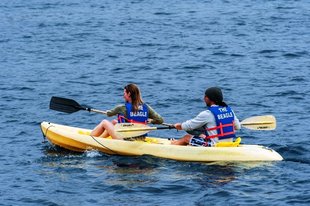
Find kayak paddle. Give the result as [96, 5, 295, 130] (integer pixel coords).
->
[50, 97, 276, 134]
[115, 115, 277, 136]
[50, 96, 107, 115]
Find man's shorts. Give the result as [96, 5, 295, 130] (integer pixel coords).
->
[189, 136, 212, 147]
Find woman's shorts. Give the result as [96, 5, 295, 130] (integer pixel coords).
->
[189, 136, 212, 147]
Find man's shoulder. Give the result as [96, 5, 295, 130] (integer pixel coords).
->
[193, 110, 213, 120]
[198, 110, 213, 116]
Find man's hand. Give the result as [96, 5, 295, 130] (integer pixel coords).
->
[174, 123, 182, 130]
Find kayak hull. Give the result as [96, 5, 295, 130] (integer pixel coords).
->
[40, 122, 283, 162]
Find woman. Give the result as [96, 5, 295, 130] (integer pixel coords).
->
[90, 83, 164, 139]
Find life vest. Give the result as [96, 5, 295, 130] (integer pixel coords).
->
[205, 106, 236, 140]
[118, 103, 148, 124]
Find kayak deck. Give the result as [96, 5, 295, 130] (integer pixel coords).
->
[40, 122, 283, 162]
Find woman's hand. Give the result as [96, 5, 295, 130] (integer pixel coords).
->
[111, 119, 118, 125]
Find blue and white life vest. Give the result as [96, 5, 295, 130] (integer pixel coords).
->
[118, 103, 148, 124]
[205, 106, 236, 140]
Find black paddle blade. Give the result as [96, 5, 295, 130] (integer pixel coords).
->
[49, 96, 85, 113]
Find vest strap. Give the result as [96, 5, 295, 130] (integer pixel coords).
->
[205, 122, 235, 139]
[117, 114, 147, 124]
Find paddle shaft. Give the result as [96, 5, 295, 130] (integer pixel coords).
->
[71, 105, 107, 115]
[89, 108, 107, 115]
[116, 126, 174, 132]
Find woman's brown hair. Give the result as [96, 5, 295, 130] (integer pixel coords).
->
[124, 83, 144, 112]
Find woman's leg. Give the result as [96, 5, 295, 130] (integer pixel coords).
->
[90, 120, 107, 137]
[90, 119, 122, 139]
[100, 120, 121, 139]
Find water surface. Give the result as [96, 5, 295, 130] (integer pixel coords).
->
[1, 0, 309, 205]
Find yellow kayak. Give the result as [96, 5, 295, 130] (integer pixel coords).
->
[40, 122, 283, 162]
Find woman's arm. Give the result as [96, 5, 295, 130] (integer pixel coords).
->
[146, 104, 164, 124]
[106, 104, 126, 117]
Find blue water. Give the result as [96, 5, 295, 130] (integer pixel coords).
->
[1, 0, 310, 205]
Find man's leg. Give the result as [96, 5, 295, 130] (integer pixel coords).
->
[171, 134, 192, 145]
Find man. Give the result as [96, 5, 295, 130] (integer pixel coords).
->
[171, 87, 241, 146]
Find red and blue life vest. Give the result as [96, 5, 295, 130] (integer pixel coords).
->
[205, 106, 236, 140]
[118, 103, 148, 124]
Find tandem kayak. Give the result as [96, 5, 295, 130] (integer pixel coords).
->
[40, 122, 283, 162]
